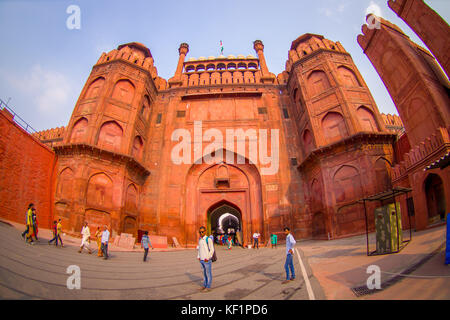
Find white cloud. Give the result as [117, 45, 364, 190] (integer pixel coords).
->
[365, 1, 384, 18]
[9, 65, 71, 113]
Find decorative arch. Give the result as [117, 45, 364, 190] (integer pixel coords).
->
[56, 167, 74, 200]
[357, 106, 379, 132]
[424, 173, 446, 223]
[111, 79, 135, 104]
[125, 183, 138, 213]
[84, 77, 105, 99]
[310, 178, 324, 213]
[374, 158, 392, 193]
[122, 215, 137, 236]
[307, 70, 331, 96]
[97, 120, 123, 152]
[322, 112, 348, 144]
[303, 129, 313, 154]
[140, 95, 151, 121]
[70, 117, 88, 143]
[185, 65, 195, 73]
[333, 165, 362, 203]
[131, 135, 144, 160]
[337, 66, 361, 87]
[86, 173, 113, 208]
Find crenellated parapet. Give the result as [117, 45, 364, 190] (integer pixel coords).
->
[392, 127, 450, 181]
[33, 126, 66, 147]
[381, 113, 404, 134]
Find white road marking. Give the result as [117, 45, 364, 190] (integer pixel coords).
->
[295, 248, 316, 300]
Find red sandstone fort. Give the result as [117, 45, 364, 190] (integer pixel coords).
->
[0, 0, 448, 247]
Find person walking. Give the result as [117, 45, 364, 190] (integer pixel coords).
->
[79, 222, 92, 254]
[57, 219, 64, 247]
[197, 226, 214, 292]
[271, 233, 278, 249]
[31, 209, 39, 241]
[101, 225, 110, 260]
[48, 221, 58, 246]
[226, 235, 232, 250]
[282, 227, 296, 284]
[94, 226, 103, 257]
[141, 231, 154, 262]
[25, 206, 35, 244]
[252, 231, 260, 249]
[22, 203, 34, 240]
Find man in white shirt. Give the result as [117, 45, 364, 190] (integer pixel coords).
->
[252, 231, 260, 249]
[101, 225, 110, 260]
[197, 226, 214, 292]
[282, 227, 297, 284]
[78, 222, 92, 254]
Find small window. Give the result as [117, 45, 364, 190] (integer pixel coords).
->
[258, 107, 267, 115]
[156, 113, 162, 124]
[176, 110, 186, 118]
[283, 108, 289, 119]
[290, 158, 298, 166]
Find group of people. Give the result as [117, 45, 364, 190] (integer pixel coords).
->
[197, 226, 297, 292]
[78, 222, 112, 260]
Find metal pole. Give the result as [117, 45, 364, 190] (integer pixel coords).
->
[363, 199, 369, 256]
[393, 190, 400, 252]
[407, 191, 412, 242]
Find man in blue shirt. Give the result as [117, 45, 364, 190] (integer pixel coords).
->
[141, 231, 154, 262]
[101, 225, 110, 260]
[282, 227, 296, 284]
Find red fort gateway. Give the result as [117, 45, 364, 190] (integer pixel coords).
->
[0, 0, 448, 247]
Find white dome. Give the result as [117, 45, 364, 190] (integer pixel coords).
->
[247, 54, 256, 59]
[207, 56, 215, 60]
[187, 57, 196, 61]
[216, 55, 226, 59]
[227, 55, 236, 59]
[198, 56, 206, 60]
[237, 54, 245, 59]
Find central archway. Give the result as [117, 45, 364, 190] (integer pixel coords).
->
[207, 201, 242, 236]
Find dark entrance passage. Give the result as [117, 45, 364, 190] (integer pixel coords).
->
[424, 173, 446, 225]
[207, 201, 242, 245]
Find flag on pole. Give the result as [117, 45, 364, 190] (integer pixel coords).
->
[220, 40, 224, 55]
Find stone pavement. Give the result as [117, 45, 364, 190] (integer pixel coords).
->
[0, 220, 325, 300]
[0, 219, 448, 300]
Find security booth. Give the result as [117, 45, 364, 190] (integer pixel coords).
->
[359, 187, 413, 256]
[424, 152, 450, 265]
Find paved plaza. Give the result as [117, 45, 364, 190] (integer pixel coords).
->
[0, 220, 448, 300]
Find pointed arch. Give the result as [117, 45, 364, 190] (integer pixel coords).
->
[70, 117, 88, 143]
[357, 106, 379, 132]
[307, 70, 331, 96]
[111, 79, 135, 104]
[337, 66, 361, 87]
[84, 77, 105, 99]
[97, 120, 123, 152]
[86, 172, 113, 208]
[333, 165, 362, 203]
[322, 111, 348, 144]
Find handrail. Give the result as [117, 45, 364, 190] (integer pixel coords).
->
[0, 98, 40, 137]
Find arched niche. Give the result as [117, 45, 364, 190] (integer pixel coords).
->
[303, 129, 313, 154]
[86, 173, 113, 208]
[307, 70, 331, 96]
[84, 77, 105, 99]
[131, 135, 144, 160]
[140, 95, 151, 121]
[374, 158, 392, 193]
[338, 66, 361, 87]
[125, 184, 138, 213]
[357, 106, 379, 132]
[97, 121, 123, 152]
[111, 79, 135, 104]
[56, 167, 74, 200]
[333, 165, 362, 203]
[322, 112, 348, 144]
[70, 117, 88, 143]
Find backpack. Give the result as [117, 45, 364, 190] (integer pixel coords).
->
[205, 237, 217, 262]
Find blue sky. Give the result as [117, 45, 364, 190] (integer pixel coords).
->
[0, 0, 449, 131]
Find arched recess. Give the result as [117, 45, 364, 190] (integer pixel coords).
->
[84, 77, 105, 99]
[140, 95, 151, 121]
[97, 121, 123, 152]
[125, 183, 138, 214]
[111, 79, 135, 104]
[337, 66, 361, 87]
[322, 112, 348, 144]
[70, 117, 88, 143]
[131, 135, 144, 160]
[310, 179, 324, 213]
[122, 215, 137, 236]
[357, 106, 379, 132]
[424, 173, 446, 224]
[56, 167, 74, 200]
[374, 158, 392, 193]
[207, 200, 242, 235]
[86, 173, 113, 208]
[303, 129, 313, 154]
[307, 70, 331, 96]
[333, 165, 362, 203]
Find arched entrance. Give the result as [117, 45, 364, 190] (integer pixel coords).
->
[207, 201, 242, 239]
[122, 216, 137, 236]
[424, 174, 446, 225]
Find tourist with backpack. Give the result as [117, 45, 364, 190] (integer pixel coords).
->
[197, 226, 215, 292]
